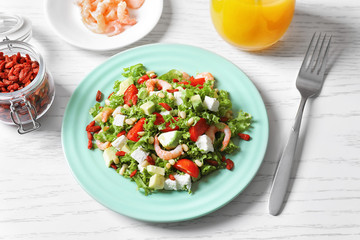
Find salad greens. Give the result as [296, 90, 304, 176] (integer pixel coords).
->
[87, 63, 252, 195]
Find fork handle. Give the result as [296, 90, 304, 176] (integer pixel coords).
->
[268, 96, 308, 216]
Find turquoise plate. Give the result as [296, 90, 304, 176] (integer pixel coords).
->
[62, 44, 269, 222]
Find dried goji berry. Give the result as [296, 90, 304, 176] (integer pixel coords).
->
[226, 159, 234, 170]
[159, 102, 172, 111]
[238, 133, 251, 141]
[87, 126, 101, 132]
[115, 151, 126, 156]
[169, 174, 176, 180]
[95, 90, 102, 102]
[172, 78, 179, 83]
[87, 131, 93, 141]
[166, 89, 179, 93]
[110, 164, 118, 170]
[137, 74, 149, 84]
[130, 169, 137, 178]
[88, 140, 93, 149]
[146, 155, 155, 165]
[116, 130, 126, 137]
[206, 159, 219, 166]
[85, 121, 95, 131]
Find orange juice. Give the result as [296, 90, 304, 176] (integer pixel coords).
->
[210, 0, 295, 51]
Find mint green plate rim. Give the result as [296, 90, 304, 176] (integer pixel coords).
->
[61, 43, 269, 222]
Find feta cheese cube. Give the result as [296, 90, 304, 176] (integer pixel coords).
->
[175, 174, 192, 190]
[160, 111, 171, 116]
[203, 96, 219, 112]
[112, 106, 123, 116]
[130, 147, 149, 164]
[113, 114, 126, 127]
[195, 134, 214, 153]
[111, 135, 128, 149]
[164, 174, 192, 191]
[174, 91, 184, 105]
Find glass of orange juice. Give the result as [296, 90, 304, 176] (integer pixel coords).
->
[210, 0, 295, 51]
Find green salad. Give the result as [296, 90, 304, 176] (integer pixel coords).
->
[85, 63, 252, 195]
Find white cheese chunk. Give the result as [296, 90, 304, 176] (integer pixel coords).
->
[149, 91, 160, 96]
[113, 114, 126, 127]
[164, 174, 192, 191]
[130, 147, 149, 164]
[160, 111, 171, 116]
[111, 135, 128, 150]
[203, 96, 219, 112]
[195, 134, 214, 153]
[112, 106, 123, 116]
[174, 91, 184, 105]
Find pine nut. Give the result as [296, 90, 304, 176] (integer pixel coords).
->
[123, 104, 130, 109]
[195, 160, 203, 167]
[187, 117, 194, 126]
[182, 144, 189, 152]
[179, 111, 186, 119]
[119, 164, 128, 175]
[148, 136, 154, 144]
[130, 117, 137, 122]
[125, 119, 134, 125]
[166, 163, 171, 169]
[146, 70, 155, 76]
[141, 160, 149, 168]
[105, 99, 110, 106]
[169, 159, 175, 165]
[137, 131, 145, 136]
[167, 92, 174, 100]
[151, 153, 157, 161]
[157, 92, 165, 98]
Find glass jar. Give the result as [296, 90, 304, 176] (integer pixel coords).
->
[0, 13, 55, 134]
[210, 0, 295, 51]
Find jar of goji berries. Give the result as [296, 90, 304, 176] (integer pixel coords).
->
[0, 13, 55, 133]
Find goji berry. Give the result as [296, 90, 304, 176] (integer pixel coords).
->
[115, 151, 126, 156]
[220, 117, 229, 122]
[117, 130, 126, 137]
[238, 133, 251, 141]
[87, 131, 93, 140]
[172, 78, 179, 83]
[226, 159, 234, 170]
[86, 126, 101, 132]
[88, 140, 93, 149]
[166, 89, 179, 93]
[169, 174, 176, 180]
[130, 169, 137, 178]
[111, 164, 118, 170]
[146, 155, 155, 165]
[137, 74, 149, 84]
[108, 92, 114, 99]
[206, 159, 219, 166]
[95, 90, 102, 102]
[85, 121, 95, 131]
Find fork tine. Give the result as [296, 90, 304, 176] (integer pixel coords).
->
[308, 33, 322, 71]
[311, 33, 327, 72]
[317, 35, 332, 76]
[300, 33, 317, 70]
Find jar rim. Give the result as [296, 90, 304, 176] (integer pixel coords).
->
[0, 40, 45, 100]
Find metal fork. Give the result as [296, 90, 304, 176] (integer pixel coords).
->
[268, 32, 332, 216]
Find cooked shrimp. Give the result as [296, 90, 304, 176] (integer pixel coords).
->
[145, 79, 173, 92]
[125, 0, 145, 9]
[117, 1, 137, 25]
[96, 140, 111, 150]
[102, 108, 114, 122]
[182, 71, 191, 81]
[195, 72, 214, 81]
[154, 136, 183, 160]
[205, 123, 231, 151]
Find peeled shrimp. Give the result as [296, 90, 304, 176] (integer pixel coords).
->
[181, 71, 191, 81]
[195, 72, 214, 81]
[96, 140, 111, 150]
[205, 123, 231, 151]
[125, 0, 144, 9]
[145, 79, 173, 92]
[154, 136, 183, 160]
[76, 0, 141, 37]
[102, 108, 114, 122]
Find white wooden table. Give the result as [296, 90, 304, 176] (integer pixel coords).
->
[1, 0, 360, 239]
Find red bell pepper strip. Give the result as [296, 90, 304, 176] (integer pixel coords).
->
[127, 118, 146, 142]
[189, 118, 209, 141]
